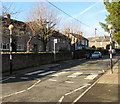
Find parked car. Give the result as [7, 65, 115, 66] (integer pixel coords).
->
[85, 53, 91, 59]
[91, 51, 102, 59]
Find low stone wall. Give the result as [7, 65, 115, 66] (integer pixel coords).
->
[2, 49, 119, 73]
[2, 52, 72, 73]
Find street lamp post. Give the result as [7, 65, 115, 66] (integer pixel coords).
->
[8, 24, 14, 74]
[53, 39, 57, 62]
[94, 28, 97, 48]
[108, 24, 113, 73]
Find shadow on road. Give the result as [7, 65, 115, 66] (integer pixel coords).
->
[1, 55, 117, 84]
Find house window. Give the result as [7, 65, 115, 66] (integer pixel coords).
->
[82, 40, 85, 45]
[58, 38, 61, 42]
[3, 44, 7, 49]
[63, 40, 66, 43]
[17, 44, 24, 51]
[100, 42, 102, 47]
[85, 41, 88, 46]
[1, 43, 10, 51]
[0, 43, 2, 49]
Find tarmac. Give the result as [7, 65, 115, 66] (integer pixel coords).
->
[2, 56, 120, 104]
[75, 59, 120, 104]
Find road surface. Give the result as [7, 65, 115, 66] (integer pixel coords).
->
[1, 55, 119, 103]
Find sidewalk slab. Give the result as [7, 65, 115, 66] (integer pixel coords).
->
[98, 74, 118, 84]
[78, 84, 119, 102]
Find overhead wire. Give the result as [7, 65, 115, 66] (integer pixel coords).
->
[46, 0, 104, 36]
[46, 0, 92, 28]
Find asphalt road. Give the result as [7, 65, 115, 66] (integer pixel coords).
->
[1, 55, 119, 103]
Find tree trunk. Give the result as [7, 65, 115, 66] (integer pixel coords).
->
[43, 38, 47, 52]
[27, 36, 32, 52]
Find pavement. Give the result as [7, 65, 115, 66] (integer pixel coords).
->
[76, 59, 120, 104]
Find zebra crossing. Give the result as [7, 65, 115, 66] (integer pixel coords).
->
[1, 68, 98, 83]
[25, 70, 45, 75]
[1, 69, 57, 83]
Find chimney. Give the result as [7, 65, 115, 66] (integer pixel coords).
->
[65, 28, 70, 33]
[77, 31, 82, 36]
[6, 14, 11, 19]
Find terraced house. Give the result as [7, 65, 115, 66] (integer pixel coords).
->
[88, 36, 119, 49]
[0, 16, 89, 52]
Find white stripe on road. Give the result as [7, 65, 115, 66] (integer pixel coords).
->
[27, 80, 41, 90]
[49, 79, 57, 82]
[10, 77, 15, 78]
[67, 72, 83, 78]
[25, 70, 45, 75]
[0, 77, 15, 83]
[20, 77, 28, 79]
[84, 74, 98, 80]
[57, 96, 64, 104]
[65, 84, 90, 96]
[38, 71, 56, 76]
[65, 81, 74, 84]
[51, 72, 68, 77]
[57, 84, 90, 104]
[72, 77, 101, 104]
[0, 79, 41, 99]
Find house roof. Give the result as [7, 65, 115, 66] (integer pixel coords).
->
[70, 33, 88, 41]
[1, 17, 27, 31]
[88, 36, 110, 42]
[51, 30, 69, 41]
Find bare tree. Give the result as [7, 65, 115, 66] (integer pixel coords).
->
[1, 3, 21, 18]
[63, 19, 81, 34]
[25, 21, 40, 52]
[26, 2, 60, 52]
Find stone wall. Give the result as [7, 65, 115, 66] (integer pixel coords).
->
[2, 49, 119, 73]
[2, 52, 72, 73]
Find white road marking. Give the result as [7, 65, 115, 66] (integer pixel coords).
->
[25, 70, 45, 75]
[0, 77, 15, 83]
[14, 90, 26, 94]
[84, 74, 98, 80]
[38, 71, 56, 76]
[0, 80, 41, 99]
[57, 96, 64, 104]
[20, 77, 28, 79]
[27, 80, 41, 90]
[57, 84, 90, 104]
[34, 78, 41, 80]
[72, 77, 100, 104]
[65, 84, 89, 96]
[67, 72, 83, 78]
[51, 72, 68, 77]
[49, 79, 57, 82]
[0, 78, 10, 83]
[65, 81, 74, 84]
[64, 68, 70, 71]
[10, 77, 15, 78]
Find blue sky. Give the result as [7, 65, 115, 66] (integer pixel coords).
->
[2, 1, 109, 37]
